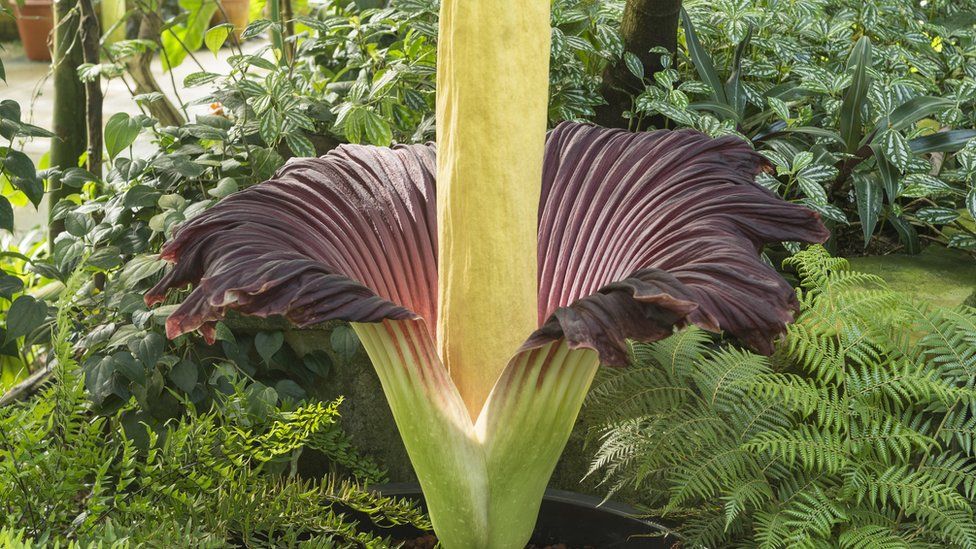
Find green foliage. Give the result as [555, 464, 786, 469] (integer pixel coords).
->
[587, 246, 976, 548]
[0, 371, 427, 546]
[622, 0, 976, 254]
[0, 9, 57, 391]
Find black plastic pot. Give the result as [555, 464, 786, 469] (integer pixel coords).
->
[360, 483, 676, 548]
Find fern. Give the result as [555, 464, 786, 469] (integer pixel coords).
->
[587, 246, 976, 547]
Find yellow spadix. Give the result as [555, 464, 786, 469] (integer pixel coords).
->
[436, 0, 551, 418]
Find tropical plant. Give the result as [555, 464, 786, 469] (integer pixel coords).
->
[142, 0, 828, 546]
[0, 30, 57, 391]
[0, 272, 424, 545]
[587, 246, 976, 548]
[620, 0, 976, 255]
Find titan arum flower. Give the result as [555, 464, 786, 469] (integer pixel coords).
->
[146, 2, 828, 547]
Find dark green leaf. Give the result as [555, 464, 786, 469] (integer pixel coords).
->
[275, 379, 306, 402]
[0, 196, 11, 232]
[12, 176, 43, 207]
[839, 37, 872, 153]
[131, 332, 165, 368]
[169, 360, 198, 392]
[884, 96, 954, 133]
[1, 149, 35, 179]
[330, 325, 360, 362]
[84, 355, 117, 405]
[303, 350, 332, 378]
[5, 295, 47, 344]
[255, 331, 284, 364]
[915, 207, 959, 225]
[124, 185, 162, 209]
[681, 9, 728, 105]
[908, 130, 976, 154]
[888, 214, 920, 254]
[853, 175, 883, 246]
[104, 112, 142, 159]
[0, 274, 23, 299]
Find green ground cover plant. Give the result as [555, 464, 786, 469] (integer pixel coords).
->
[587, 246, 976, 547]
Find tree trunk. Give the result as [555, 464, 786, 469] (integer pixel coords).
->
[125, 14, 185, 127]
[49, 0, 87, 243]
[78, 0, 103, 177]
[594, 0, 683, 130]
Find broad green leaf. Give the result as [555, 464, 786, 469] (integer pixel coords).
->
[623, 51, 643, 80]
[204, 25, 231, 56]
[255, 331, 284, 364]
[124, 184, 162, 209]
[131, 332, 165, 368]
[0, 274, 23, 299]
[65, 211, 95, 237]
[880, 130, 911, 171]
[853, 175, 882, 246]
[259, 108, 282, 146]
[5, 295, 47, 344]
[285, 132, 316, 158]
[900, 173, 952, 197]
[160, 0, 219, 71]
[330, 324, 360, 362]
[169, 360, 198, 392]
[681, 9, 728, 105]
[363, 110, 393, 147]
[915, 207, 959, 225]
[0, 149, 35, 179]
[208, 177, 239, 199]
[104, 113, 142, 159]
[303, 350, 332, 377]
[84, 355, 118, 405]
[967, 189, 976, 220]
[12, 176, 43, 207]
[839, 37, 872, 153]
[118, 254, 166, 287]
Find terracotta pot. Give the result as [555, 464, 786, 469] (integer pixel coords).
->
[12, 0, 53, 62]
[210, 0, 250, 43]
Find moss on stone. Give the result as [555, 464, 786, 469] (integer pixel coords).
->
[848, 247, 976, 309]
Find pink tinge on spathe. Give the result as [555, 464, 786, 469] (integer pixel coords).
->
[146, 122, 828, 364]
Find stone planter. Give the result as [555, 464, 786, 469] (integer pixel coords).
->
[12, 0, 53, 62]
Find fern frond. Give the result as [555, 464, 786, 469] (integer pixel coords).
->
[838, 523, 909, 549]
[691, 347, 772, 412]
[632, 326, 711, 379]
[746, 425, 849, 473]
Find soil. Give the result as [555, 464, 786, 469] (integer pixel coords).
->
[397, 535, 594, 549]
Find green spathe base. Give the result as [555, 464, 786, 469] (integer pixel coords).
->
[352, 320, 600, 549]
[227, 314, 605, 497]
[848, 247, 976, 309]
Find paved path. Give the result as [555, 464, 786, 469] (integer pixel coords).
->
[1, 39, 265, 233]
